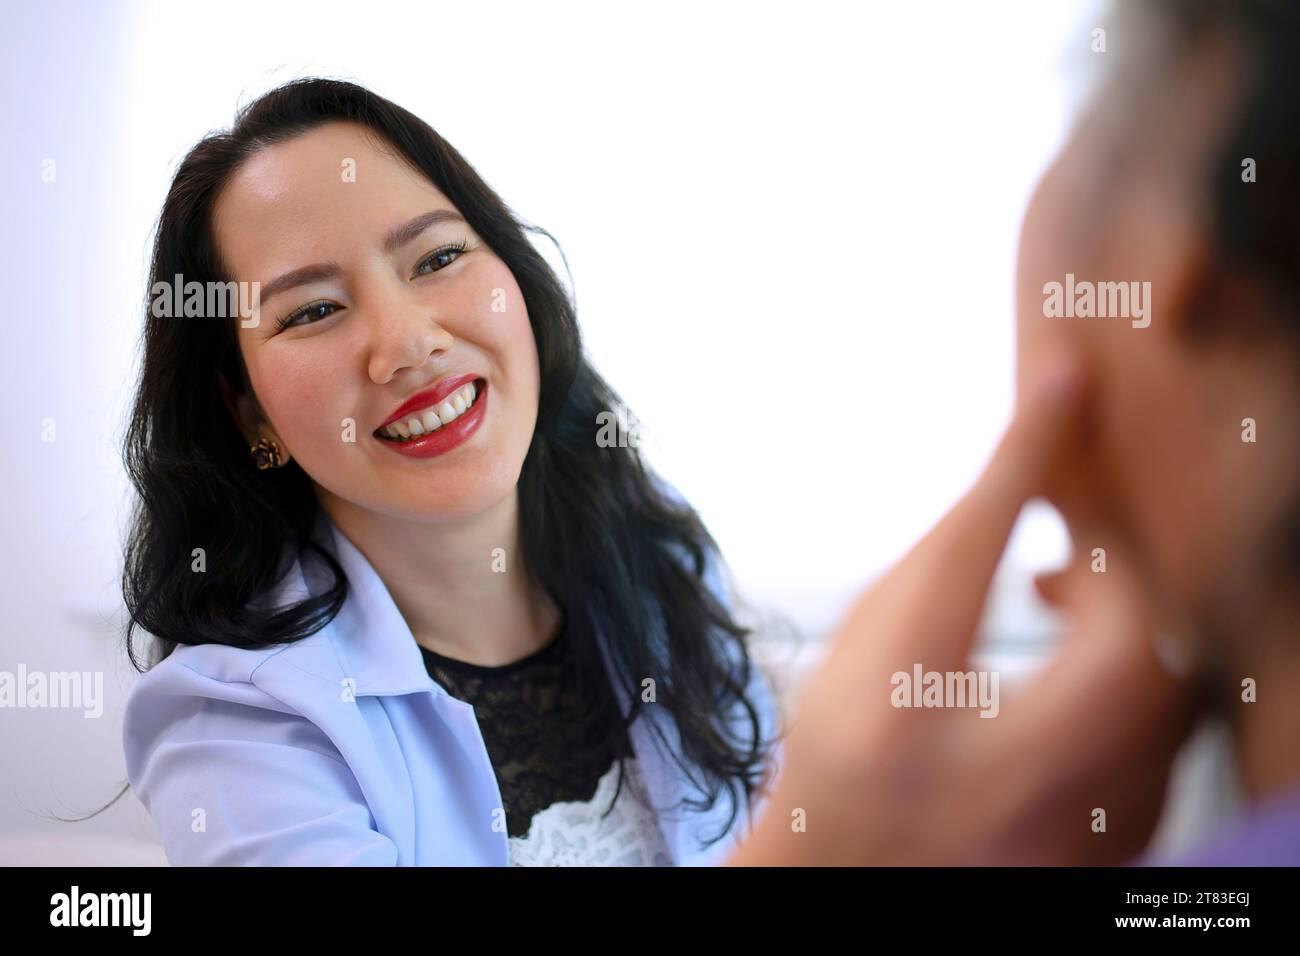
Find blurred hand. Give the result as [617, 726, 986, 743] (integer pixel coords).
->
[727, 351, 1196, 865]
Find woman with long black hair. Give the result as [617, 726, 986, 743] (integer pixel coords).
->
[120, 78, 782, 866]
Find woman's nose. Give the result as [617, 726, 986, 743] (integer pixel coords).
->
[365, 280, 455, 385]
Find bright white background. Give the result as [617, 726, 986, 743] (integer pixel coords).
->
[2, 0, 1237, 864]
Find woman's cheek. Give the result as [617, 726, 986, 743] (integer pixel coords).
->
[253, 360, 348, 460]
[469, 266, 538, 390]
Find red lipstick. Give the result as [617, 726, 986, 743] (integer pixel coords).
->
[378, 373, 480, 429]
[374, 375, 488, 461]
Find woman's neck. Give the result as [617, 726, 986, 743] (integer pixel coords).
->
[317, 487, 561, 667]
[1219, 587, 1300, 800]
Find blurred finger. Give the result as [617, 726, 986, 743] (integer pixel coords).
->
[1033, 568, 1070, 607]
[1011, 548, 1194, 788]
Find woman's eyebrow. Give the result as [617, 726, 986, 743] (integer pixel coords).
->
[383, 208, 467, 254]
[260, 262, 344, 307]
[259, 210, 468, 307]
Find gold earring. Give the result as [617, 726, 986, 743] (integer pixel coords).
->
[250, 436, 286, 470]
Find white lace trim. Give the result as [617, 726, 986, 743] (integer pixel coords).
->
[507, 757, 674, 866]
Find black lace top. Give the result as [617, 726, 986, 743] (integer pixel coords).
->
[418, 609, 636, 839]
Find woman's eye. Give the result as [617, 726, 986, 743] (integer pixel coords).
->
[413, 241, 469, 277]
[273, 242, 469, 332]
[277, 300, 339, 332]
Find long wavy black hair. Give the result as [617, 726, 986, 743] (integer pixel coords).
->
[105, 77, 779, 843]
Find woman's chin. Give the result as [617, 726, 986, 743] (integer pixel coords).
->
[383, 466, 519, 522]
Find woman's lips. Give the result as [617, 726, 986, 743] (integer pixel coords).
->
[376, 372, 480, 430]
[374, 379, 488, 460]
[375, 377, 482, 439]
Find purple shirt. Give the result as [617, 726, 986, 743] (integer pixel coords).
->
[1139, 783, 1300, 866]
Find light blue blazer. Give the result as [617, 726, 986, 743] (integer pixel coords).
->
[121, 508, 783, 866]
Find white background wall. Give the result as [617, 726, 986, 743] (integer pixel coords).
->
[6, 0, 1235, 864]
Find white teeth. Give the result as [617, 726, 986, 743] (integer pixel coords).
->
[379, 381, 481, 441]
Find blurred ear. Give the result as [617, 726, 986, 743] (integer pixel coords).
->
[1141, 28, 1250, 343]
[1150, 225, 1216, 341]
[1174, 252, 1291, 349]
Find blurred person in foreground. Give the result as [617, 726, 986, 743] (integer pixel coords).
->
[730, 0, 1299, 866]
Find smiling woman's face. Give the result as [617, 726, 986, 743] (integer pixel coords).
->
[213, 121, 540, 522]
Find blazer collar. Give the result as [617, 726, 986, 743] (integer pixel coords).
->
[313, 513, 444, 697]
[275, 510, 742, 866]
